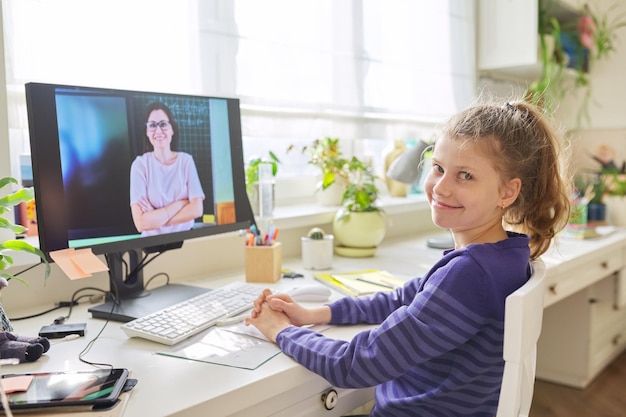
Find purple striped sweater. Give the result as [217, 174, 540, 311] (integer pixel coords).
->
[276, 232, 531, 416]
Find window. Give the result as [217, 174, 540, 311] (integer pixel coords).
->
[1, 0, 476, 204]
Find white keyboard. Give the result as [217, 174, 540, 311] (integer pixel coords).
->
[121, 282, 261, 345]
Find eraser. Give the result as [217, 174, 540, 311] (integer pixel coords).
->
[38, 323, 86, 339]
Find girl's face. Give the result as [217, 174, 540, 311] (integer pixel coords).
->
[146, 109, 173, 150]
[424, 135, 520, 244]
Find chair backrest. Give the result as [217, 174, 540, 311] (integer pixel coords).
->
[496, 258, 547, 417]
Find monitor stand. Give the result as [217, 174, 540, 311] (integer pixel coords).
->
[88, 283, 209, 323]
[87, 248, 210, 322]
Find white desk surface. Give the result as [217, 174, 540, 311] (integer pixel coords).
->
[4, 230, 626, 416]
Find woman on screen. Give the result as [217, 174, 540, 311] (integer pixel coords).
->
[130, 101, 205, 236]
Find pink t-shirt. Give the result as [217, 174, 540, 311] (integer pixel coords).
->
[130, 152, 205, 236]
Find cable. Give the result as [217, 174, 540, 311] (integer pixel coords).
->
[78, 290, 118, 369]
[9, 304, 67, 321]
[6, 262, 42, 280]
[126, 251, 164, 283]
[59, 288, 108, 323]
[145, 272, 170, 288]
[8, 286, 108, 322]
[0, 360, 18, 417]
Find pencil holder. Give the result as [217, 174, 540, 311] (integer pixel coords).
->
[245, 242, 282, 283]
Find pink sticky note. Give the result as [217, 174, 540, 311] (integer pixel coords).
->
[1, 375, 34, 394]
[49, 248, 107, 280]
[71, 248, 109, 274]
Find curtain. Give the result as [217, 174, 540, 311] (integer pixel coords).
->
[1, 0, 476, 199]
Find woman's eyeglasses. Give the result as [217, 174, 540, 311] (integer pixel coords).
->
[146, 121, 170, 132]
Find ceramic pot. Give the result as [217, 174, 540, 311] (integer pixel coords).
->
[316, 180, 346, 206]
[332, 209, 386, 250]
[605, 195, 626, 227]
[301, 235, 334, 270]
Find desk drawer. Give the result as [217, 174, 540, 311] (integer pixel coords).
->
[589, 280, 626, 377]
[590, 317, 626, 377]
[544, 247, 622, 306]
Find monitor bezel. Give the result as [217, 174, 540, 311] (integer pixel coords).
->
[25, 82, 252, 261]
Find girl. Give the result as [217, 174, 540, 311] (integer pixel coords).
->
[245, 101, 571, 416]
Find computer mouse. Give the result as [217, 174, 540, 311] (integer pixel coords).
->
[286, 284, 332, 302]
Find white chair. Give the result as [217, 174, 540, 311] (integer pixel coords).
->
[496, 258, 547, 417]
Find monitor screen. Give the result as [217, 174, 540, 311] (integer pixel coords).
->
[25, 82, 254, 321]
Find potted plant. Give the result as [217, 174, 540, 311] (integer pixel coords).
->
[288, 137, 350, 206]
[245, 151, 280, 216]
[0, 177, 50, 331]
[300, 227, 334, 270]
[602, 169, 626, 227]
[332, 157, 386, 257]
[574, 172, 608, 223]
[526, 1, 626, 125]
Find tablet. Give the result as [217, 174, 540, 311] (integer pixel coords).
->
[1, 368, 129, 413]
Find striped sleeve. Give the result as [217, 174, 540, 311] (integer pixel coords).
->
[276, 258, 490, 388]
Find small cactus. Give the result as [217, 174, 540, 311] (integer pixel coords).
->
[307, 227, 325, 240]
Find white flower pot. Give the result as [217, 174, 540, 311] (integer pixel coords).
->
[605, 195, 626, 227]
[316, 180, 346, 206]
[301, 235, 334, 270]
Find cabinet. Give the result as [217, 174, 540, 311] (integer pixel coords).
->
[536, 236, 626, 388]
[478, 0, 580, 80]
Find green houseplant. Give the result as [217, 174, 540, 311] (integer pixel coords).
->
[288, 137, 350, 206]
[245, 152, 280, 216]
[305, 137, 350, 191]
[0, 177, 49, 285]
[245, 151, 280, 195]
[0, 177, 50, 331]
[602, 169, 626, 227]
[332, 157, 386, 257]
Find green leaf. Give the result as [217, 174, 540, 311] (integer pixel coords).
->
[0, 177, 18, 190]
[0, 240, 50, 282]
[0, 187, 35, 208]
[0, 217, 27, 234]
[0, 273, 29, 286]
[0, 254, 14, 269]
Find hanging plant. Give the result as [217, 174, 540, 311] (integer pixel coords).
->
[525, 1, 626, 125]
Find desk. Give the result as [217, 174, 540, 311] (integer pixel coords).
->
[5, 230, 626, 415]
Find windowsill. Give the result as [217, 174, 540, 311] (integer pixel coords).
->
[6, 194, 431, 269]
[271, 194, 430, 230]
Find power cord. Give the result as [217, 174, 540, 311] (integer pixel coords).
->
[8, 287, 107, 323]
[77, 283, 120, 369]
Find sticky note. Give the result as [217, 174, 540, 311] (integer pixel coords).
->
[1, 375, 34, 394]
[49, 248, 108, 280]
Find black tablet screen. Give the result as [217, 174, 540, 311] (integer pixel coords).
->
[2, 368, 128, 409]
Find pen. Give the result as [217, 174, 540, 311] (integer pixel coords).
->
[381, 278, 401, 288]
[355, 277, 395, 289]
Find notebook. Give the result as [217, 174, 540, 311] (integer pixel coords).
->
[314, 269, 404, 296]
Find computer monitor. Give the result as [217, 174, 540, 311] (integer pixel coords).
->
[25, 82, 254, 322]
